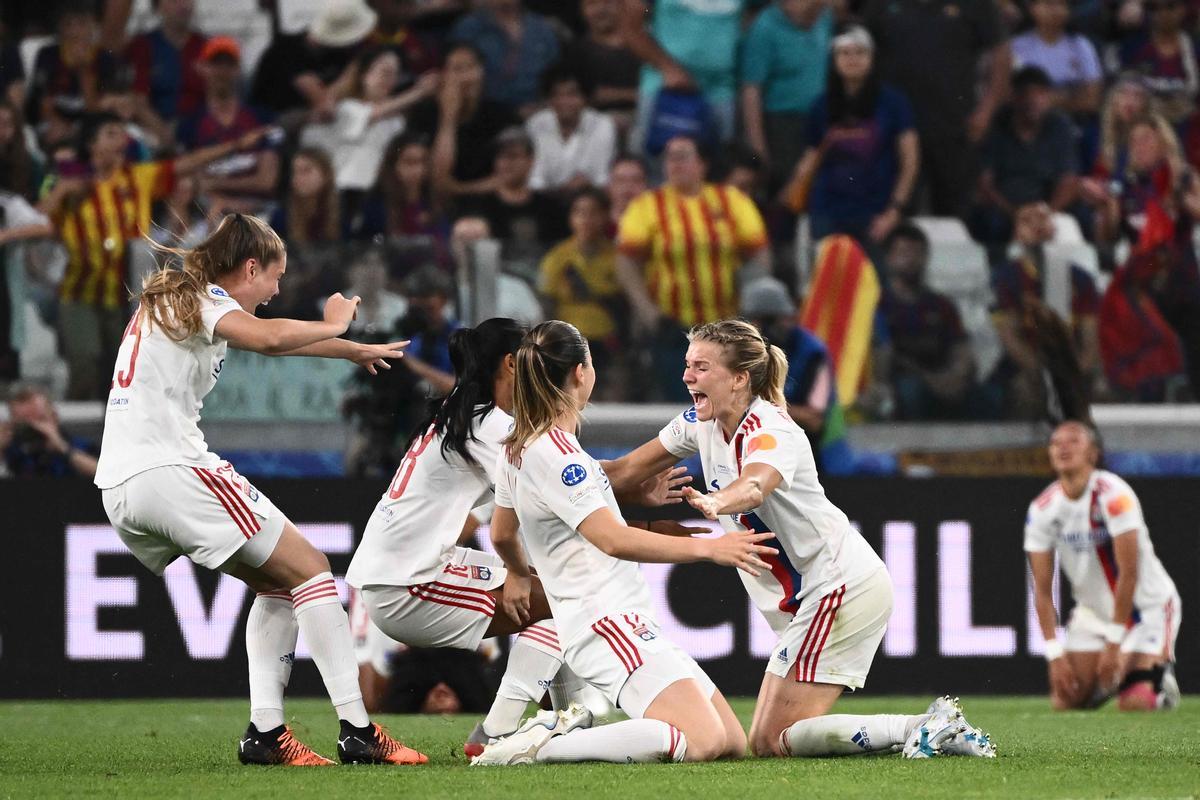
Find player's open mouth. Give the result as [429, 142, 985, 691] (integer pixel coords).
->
[691, 392, 709, 410]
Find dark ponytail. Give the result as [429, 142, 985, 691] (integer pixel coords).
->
[405, 317, 526, 467]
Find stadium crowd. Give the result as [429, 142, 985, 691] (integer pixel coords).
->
[2, 0, 1200, 450]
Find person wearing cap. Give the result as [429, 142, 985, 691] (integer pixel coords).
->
[741, 276, 852, 474]
[782, 24, 918, 248]
[123, 0, 209, 122]
[448, 0, 561, 115]
[177, 37, 280, 216]
[972, 65, 1080, 251]
[250, 0, 379, 118]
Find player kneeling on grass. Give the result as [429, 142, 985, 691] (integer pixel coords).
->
[473, 320, 777, 765]
[95, 214, 425, 766]
[1027, 420, 1182, 712]
[622, 320, 995, 759]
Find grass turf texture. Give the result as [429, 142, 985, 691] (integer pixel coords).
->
[1, 696, 1197, 799]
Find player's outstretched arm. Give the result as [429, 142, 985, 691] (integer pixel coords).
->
[577, 508, 775, 575]
[682, 463, 783, 520]
[603, 438, 687, 504]
[215, 293, 360, 355]
[276, 339, 410, 375]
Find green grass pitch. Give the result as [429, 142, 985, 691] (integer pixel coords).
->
[1, 696, 1197, 799]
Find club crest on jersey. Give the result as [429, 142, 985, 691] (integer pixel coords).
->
[561, 464, 588, 486]
[683, 407, 698, 423]
[629, 621, 656, 642]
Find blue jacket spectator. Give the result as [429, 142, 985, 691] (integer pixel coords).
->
[450, 0, 561, 113]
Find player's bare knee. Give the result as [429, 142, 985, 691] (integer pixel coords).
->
[749, 728, 785, 758]
[724, 724, 748, 759]
[681, 728, 726, 762]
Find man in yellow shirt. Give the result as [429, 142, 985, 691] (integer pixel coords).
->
[616, 135, 769, 399]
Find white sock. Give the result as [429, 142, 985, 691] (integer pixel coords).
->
[548, 665, 586, 711]
[537, 718, 686, 763]
[246, 591, 296, 732]
[781, 714, 925, 756]
[482, 629, 564, 736]
[290, 573, 369, 728]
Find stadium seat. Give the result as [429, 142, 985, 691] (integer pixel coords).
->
[923, 240, 1003, 380]
[912, 216, 973, 244]
[1051, 212, 1086, 244]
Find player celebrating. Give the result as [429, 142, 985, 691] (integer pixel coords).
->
[1026, 420, 1182, 711]
[618, 320, 994, 759]
[472, 320, 777, 765]
[96, 214, 425, 766]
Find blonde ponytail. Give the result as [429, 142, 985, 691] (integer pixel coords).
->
[689, 319, 789, 407]
[504, 320, 590, 458]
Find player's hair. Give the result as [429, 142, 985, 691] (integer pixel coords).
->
[405, 317, 527, 467]
[505, 320, 590, 457]
[688, 319, 788, 408]
[138, 214, 285, 341]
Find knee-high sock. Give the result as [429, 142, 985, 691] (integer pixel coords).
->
[537, 718, 687, 763]
[246, 591, 297, 732]
[483, 622, 563, 736]
[781, 714, 925, 756]
[290, 573, 369, 727]
[548, 664, 585, 711]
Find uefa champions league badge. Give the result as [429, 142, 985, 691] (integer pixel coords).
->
[683, 407, 698, 423]
[210, 286, 230, 298]
[561, 464, 588, 486]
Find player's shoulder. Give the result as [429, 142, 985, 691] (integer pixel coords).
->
[741, 398, 798, 438]
[203, 283, 238, 308]
[478, 405, 514, 439]
[524, 429, 594, 486]
[1093, 468, 1134, 496]
[1030, 480, 1063, 515]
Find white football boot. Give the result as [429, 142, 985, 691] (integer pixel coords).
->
[471, 703, 594, 766]
[902, 696, 968, 759]
[1159, 663, 1181, 710]
[926, 696, 997, 758]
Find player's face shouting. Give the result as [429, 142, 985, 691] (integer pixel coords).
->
[249, 255, 286, 308]
[683, 340, 739, 422]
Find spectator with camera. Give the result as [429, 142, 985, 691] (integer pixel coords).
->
[0, 383, 96, 479]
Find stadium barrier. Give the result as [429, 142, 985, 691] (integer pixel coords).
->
[2, 477, 1194, 698]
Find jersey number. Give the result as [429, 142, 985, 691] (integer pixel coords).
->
[387, 427, 436, 500]
[112, 310, 143, 389]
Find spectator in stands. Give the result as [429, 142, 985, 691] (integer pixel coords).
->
[973, 66, 1079, 251]
[1118, 0, 1198, 124]
[250, 0, 377, 119]
[95, 68, 171, 156]
[301, 47, 439, 197]
[741, 276, 853, 474]
[1094, 76, 1154, 176]
[606, 154, 648, 235]
[1010, 0, 1103, 117]
[365, 0, 443, 80]
[526, 66, 617, 193]
[563, 0, 641, 124]
[0, 101, 39, 200]
[539, 188, 625, 387]
[863, 0, 1010, 217]
[0, 382, 97, 478]
[0, 23, 24, 111]
[867, 223, 979, 420]
[991, 202, 1104, 411]
[123, 0, 207, 123]
[456, 127, 568, 265]
[616, 134, 769, 400]
[740, 0, 834, 193]
[783, 25, 919, 248]
[338, 246, 409, 337]
[31, 112, 268, 399]
[149, 173, 211, 250]
[623, 0, 747, 148]
[414, 42, 519, 196]
[356, 133, 451, 257]
[25, 3, 122, 144]
[270, 147, 347, 246]
[177, 37, 279, 216]
[449, 0, 561, 115]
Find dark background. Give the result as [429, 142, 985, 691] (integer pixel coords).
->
[1, 478, 1194, 698]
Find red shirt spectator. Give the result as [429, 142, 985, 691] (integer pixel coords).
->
[123, 0, 207, 121]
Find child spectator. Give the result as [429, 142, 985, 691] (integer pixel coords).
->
[525, 66, 616, 193]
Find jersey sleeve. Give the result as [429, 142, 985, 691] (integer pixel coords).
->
[199, 285, 241, 343]
[1023, 501, 1055, 553]
[537, 449, 611, 532]
[741, 415, 802, 490]
[467, 410, 509, 485]
[494, 452, 515, 510]
[657, 406, 701, 458]
[1100, 477, 1145, 536]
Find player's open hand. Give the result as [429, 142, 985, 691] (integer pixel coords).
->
[682, 485, 721, 520]
[1048, 656, 1079, 705]
[705, 531, 776, 576]
[323, 293, 361, 331]
[352, 340, 409, 375]
[1097, 644, 1122, 694]
[637, 465, 692, 506]
[501, 573, 532, 626]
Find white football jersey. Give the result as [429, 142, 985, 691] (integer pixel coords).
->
[347, 407, 510, 589]
[658, 397, 884, 626]
[495, 427, 654, 642]
[1024, 469, 1177, 620]
[95, 285, 241, 489]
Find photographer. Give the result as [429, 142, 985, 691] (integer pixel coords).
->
[1, 383, 97, 478]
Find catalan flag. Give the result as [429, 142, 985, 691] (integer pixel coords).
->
[799, 235, 881, 405]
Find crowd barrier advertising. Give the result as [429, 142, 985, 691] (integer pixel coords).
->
[2, 478, 1194, 698]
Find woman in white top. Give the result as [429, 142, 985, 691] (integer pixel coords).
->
[473, 320, 776, 766]
[616, 320, 996, 759]
[95, 213, 423, 766]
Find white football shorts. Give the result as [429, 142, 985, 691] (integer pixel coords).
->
[1065, 596, 1182, 659]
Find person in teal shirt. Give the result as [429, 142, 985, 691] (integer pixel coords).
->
[740, 0, 833, 191]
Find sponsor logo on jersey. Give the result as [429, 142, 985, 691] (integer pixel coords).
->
[776, 647, 788, 662]
[1107, 494, 1132, 516]
[747, 434, 777, 455]
[279, 651, 295, 665]
[683, 407, 698, 423]
[715, 463, 733, 476]
[209, 286, 230, 298]
[561, 464, 588, 486]
[670, 420, 682, 437]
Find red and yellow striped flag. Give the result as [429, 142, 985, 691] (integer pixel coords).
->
[799, 235, 881, 405]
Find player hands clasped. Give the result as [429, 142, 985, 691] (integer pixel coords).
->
[472, 320, 776, 765]
[1027, 421, 1182, 711]
[94, 214, 425, 767]
[620, 320, 996, 759]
